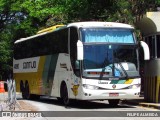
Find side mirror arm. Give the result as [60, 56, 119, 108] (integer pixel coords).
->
[77, 40, 84, 60]
[140, 41, 150, 60]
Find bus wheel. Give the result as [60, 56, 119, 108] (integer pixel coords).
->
[61, 83, 70, 106]
[24, 81, 30, 99]
[20, 81, 25, 99]
[108, 99, 119, 107]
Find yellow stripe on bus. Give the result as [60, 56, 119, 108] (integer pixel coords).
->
[14, 56, 46, 95]
[124, 79, 133, 84]
[38, 56, 46, 72]
[37, 56, 46, 94]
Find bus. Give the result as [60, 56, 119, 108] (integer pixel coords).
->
[13, 21, 149, 106]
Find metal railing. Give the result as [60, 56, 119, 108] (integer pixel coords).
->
[0, 79, 21, 111]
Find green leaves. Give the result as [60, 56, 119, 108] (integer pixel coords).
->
[0, 31, 12, 77]
[0, 0, 158, 78]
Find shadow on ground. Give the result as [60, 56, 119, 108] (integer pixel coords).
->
[17, 96, 136, 110]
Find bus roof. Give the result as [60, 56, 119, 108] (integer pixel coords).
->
[15, 21, 134, 44]
[37, 25, 65, 34]
[67, 21, 134, 29]
[14, 32, 48, 44]
[15, 25, 66, 44]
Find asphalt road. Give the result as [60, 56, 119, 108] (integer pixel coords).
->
[19, 95, 160, 120]
[20, 96, 156, 111]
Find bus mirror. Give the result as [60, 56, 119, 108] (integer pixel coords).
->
[75, 60, 80, 69]
[140, 41, 150, 60]
[77, 40, 84, 60]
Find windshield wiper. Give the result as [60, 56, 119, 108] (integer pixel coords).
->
[99, 58, 111, 80]
[117, 62, 128, 79]
[113, 49, 129, 79]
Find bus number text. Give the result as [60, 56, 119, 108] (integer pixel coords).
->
[14, 64, 19, 69]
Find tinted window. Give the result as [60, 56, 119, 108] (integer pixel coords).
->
[69, 27, 79, 76]
[14, 28, 68, 59]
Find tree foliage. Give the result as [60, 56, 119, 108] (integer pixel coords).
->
[0, 0, 159, 79]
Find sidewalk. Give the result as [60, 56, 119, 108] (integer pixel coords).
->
[0, 92, 22, 111]
[122, 97, 160, 110]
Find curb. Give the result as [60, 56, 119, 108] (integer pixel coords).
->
[122, 99, 160, 110]
[139, 102, 160, 110]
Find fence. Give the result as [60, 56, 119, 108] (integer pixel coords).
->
[144, 60, 160, 103]
[0, 79, 21, 111]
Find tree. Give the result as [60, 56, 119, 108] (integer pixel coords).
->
[0, 30, 12, 79]
[0, 0, 159, 79]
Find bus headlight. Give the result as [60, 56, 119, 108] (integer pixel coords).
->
[83, 84, 99, 90]
[128, 84, 141, 89]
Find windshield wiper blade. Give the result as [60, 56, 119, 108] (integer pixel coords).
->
[117, 62, 128, 79]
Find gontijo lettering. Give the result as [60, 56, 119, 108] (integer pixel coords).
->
[23, 61, 36, 69]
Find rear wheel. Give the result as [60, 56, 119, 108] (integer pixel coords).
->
[21, 81, 40, 100]
[20, 81, 25, 99]
[24, 81, 30, 99]
[108, 99, 120, 106]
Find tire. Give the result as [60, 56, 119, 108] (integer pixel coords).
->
[20, 81, 25, 99]
[61, 83, 70, 106]
[24, 81, 30, 99]
[108, 99, 120, 107]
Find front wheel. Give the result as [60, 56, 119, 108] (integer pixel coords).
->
[61, 83, 70, 106]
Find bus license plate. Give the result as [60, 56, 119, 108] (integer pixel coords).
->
[109, 93, 119, 97]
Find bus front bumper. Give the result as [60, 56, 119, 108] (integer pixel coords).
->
[80, 88, 141, 100]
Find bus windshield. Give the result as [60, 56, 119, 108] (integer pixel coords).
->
[81, 28, 139, 79]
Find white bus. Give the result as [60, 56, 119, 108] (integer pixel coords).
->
[13, 22, 149, 106]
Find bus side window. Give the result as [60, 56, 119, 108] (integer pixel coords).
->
[70, 27, 80, 76]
